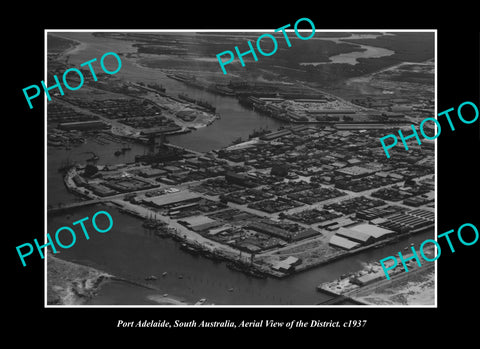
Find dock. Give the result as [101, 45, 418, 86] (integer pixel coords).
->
[47, 199, 109, 214]
[315, 287, 365, 305]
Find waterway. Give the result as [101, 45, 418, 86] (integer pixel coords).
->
[47, 32, 434, 305]
[48, 203, 432, 305]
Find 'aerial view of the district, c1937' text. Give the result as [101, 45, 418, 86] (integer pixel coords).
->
[46, 30, 435, 307]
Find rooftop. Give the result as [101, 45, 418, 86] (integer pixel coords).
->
[349, 223, 395, 239]
[142, 190, 201, 207]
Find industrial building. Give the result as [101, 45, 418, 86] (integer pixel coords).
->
[178, 215, 224, 232]
[225, 172, 257, 188]
[351, 271, 385, 286]
[272, 256, 302, 273]
[137, 167, 168, 178]
[142, 191, 201, 209]
[84, 182, 117, 197]
[329, 235, 361, 250]
[336, 227, 374, 244]
[330, 223, 395, 250]
[58, 120, 109, 130]
[379, 209, 433, 233]
[260, 129, 292, 141]
[103, 176, 157, 193]
[349, 224, 395, 240]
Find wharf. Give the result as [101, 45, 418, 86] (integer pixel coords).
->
[315, 287, 365, 305]
[263, 224, 434, 278]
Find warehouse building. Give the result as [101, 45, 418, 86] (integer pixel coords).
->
[351, 271, 385, 286]
[349, 223, 395, 240]
[142, 191, 201, 209]
[379, 210, 433, 232]
[330, 223, 395, 250]
[272, 256, 302, 273]
[260, 129, 291, 141]
[138, 168, 168, 178]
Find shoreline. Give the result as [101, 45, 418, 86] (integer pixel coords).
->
[47, 254, 190, 306]
[59, 166, 434, 280]
[47, 254, 113, 305]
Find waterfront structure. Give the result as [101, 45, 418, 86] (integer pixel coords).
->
[329, 235, 360, 250]
[58, 120, 109, 130]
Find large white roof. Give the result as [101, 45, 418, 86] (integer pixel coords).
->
[143, 190, 200, 207]
[336, 227, 372, 243]
[329, 235, 360, 250]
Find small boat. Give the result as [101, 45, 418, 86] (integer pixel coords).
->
[162, 272, 168, 277]
[145, 275, 157, 281]
[178, 274, 183, 279]
[87, 154, 99, 161]
[180, 243, 199, 255]
[228, 288, 234, 292]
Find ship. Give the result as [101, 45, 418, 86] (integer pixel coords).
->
[178, 93, 196, 104]
[155, 229, 169, 238]
[205, 84, 235, 96]
[166, 73, 190, 83]
[196, 99, 216, 112]
[213, 84, 235, 96]
[177, 93, 216, 112]
[172, 234, 184, 242]
[119, 207, 140, 218]
[142, 214, 166, 230]
[145, 275, 157, 281]
[87, 154, 99, 161]
[202, 250, 225, 263]
[180, 243, 200, 255]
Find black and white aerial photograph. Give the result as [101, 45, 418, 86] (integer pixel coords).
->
[44, 30, 437, 307]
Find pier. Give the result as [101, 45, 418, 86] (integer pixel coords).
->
[47, 199, 110, 214]
[316, 288, 365, 305]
